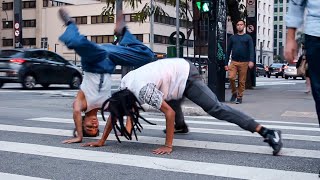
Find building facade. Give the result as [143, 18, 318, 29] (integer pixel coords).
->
[256, 0, 274, 65]
[0, 0, 194, 63]
[273, 0, 289, 60]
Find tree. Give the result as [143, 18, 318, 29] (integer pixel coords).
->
[101, 0, 243, 31]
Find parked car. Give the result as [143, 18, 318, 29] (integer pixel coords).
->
[0, 49, 82, 89]
[267, 63, 285, 78]
[284, 63, 305, 80]
[256, 63, 266, 77]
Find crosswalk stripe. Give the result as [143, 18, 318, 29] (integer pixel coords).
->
[0, 141, 317, 180]
[1, 124, 319, 159]
[181, 115, 320, 126]
[0, 172, 49, 180]
[138, 117, 320, 131]
[25, 117, 320, 142]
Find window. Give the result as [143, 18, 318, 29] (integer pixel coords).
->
[134, 34, 143, 42]
[263, 15, 266, 23]
[23, 1, 36, 9]
[23, 20, 36, 27]
[279, 32, 283, 38]
[274, 31, 277, 38]
[279, 16, 283, 21]
[269, 5, 271, 12]
[280, 7, 283, 12]
[2, 21, 13, 29]
[29, 51, 46, 59]
[43, 0, 48, 7]
[268, 17, 270, 24]
[91, 15, 114, 24]
[274, 16, 277, 21]
[258, 14, 261, 21]
[263, 28, 265, 35]
[258, 27, 260, 34]
[263, 3, 266, 11]
[74, 16, 87, 24]
[23, 38, 36, 46]
[2, 39, 13, 46]
[2, 2, 13, 10]
[267, 41, 270, 48]
[91, 35, 114, 44]
[124, 14, 143, 22]
[268, 29, 270, 36]
[279, 25, 283, 30]
[47, 51, 66, 63]
[279, 42, 283, 47]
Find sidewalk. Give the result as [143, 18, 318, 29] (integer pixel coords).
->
[143, 80, 319, 125]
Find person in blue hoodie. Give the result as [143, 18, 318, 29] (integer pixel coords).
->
[57, 8, 155, 144]
[285, 0, 320, 127]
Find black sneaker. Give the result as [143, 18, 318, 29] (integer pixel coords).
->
[235, 98, 242, 104]
[58, 8, 73, 25]
[264, 130, 283, 155]
[230, 94, 237, 102]
[163, 125, 189, 134]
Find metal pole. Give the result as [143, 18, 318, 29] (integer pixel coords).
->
[260, 42, 263, 64]
[150, 0, 154, 51]
[186, 0, 188, 57]
[176, 0, 180, 57]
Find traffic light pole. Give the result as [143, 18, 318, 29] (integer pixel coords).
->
[14, 0, 23, 48]
[207, 0, 226, 102]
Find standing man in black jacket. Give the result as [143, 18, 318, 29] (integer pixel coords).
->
[225, 20, 254, 104]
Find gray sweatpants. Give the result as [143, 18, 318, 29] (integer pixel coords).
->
[174, 61, 259, 133]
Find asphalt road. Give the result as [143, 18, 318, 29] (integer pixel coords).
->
[0, 76, 319, 180]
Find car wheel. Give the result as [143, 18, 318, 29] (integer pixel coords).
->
[0, 82, 4, 88]
[293, 77, 297, 80]
[22, 75, 36, 89]
[41, 83, 50, 89]
[285, 75, 289, 79]
[267, 74, 270, 78]
[256, 72, 260, 77]
[276, 75, 278, 78]
[301, 76, 305, 80]
[70, 75, 81, 89]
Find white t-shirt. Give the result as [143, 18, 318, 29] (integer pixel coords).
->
[120, 58, 190, 109]
[81, 72, 111, 113]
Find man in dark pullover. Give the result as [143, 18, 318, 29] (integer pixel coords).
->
[225, 20, 254, 104]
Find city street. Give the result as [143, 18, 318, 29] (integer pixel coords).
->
[0, 76, 319, 179]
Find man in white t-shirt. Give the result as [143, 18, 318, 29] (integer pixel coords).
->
[82, 58, 283, 156]
[58, 8, 155, 144]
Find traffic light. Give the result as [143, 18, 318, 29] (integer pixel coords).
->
[196, 1, 211, 13]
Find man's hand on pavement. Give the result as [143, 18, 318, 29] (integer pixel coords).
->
[153, 146, 173, 155]
[62, 137, 82, 144]
[81, 141, 104, 147]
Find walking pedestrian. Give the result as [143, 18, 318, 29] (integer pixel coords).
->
[285, 0, 320, 126]
[225, 20, 255, 104]
[83, 58, 283, 156]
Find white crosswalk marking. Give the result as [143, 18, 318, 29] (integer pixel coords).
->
[0, 115, 319, 179]
[0, 140, 318, 180]
[0, 172, 50, 180]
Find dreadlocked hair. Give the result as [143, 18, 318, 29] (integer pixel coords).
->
[101, 88, 156, 143]
[73, 115, 100, 137]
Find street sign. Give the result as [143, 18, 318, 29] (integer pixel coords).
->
[247, 0, 256, 17]
[14, 23, 19, 29]
[248, 0, 254, 5]
[14, 30, 20, 37]
[247, 25, 254, 33]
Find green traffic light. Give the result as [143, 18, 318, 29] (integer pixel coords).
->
[196, 1, 210, 12]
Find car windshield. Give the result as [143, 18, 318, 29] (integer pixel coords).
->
[271, 64, 283, 68]
[288, 64, 296, 67]
[0, 50, 22, 58]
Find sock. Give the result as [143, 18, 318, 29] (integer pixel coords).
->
[258, 126, 270, 138]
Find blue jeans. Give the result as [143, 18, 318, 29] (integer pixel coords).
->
[59, 23, 155, 67]
[305, 35, 320, 126]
